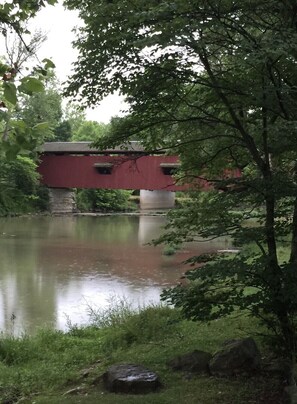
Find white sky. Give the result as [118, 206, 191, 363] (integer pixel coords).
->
[1, 2, 127, 124]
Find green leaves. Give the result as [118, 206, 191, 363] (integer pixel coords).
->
[0, 62, 9, 76]
[0, 156, 42, 215]
[0, 0, 58, 158]
[0, 57, 56, 157]
[42, 59, 56, 69]
[19, 77, 45, 95]
[0, 0, 58, 29]
[46, 0, 58, 5]
[3, 82, 17, 105]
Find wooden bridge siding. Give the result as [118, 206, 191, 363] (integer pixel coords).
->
[38, 155, 187, 191]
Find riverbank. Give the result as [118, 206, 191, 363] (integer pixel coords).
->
[0, 305, 283, 403]
[73, 210, 168, 217]
[0, 209, 169, 219]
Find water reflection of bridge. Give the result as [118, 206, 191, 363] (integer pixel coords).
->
[38, 142, 186, 213]
[0, 215, 232, 334]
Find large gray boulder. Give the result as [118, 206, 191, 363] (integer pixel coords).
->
[209, 337, 261, 376]
[103, 363, 162, 394]
[168, 350, 212, 374]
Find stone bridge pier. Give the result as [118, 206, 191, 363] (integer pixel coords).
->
[139, 190, 175, 210]
[48, 188, 76, 214]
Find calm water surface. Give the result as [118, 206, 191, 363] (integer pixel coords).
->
[0, 215, 231, 334]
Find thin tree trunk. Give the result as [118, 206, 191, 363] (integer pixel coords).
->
[290, 196, 297, 264]
[265, 180, 296, 367]
[265, 195, 278, 264]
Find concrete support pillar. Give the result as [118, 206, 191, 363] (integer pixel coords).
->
[139, 190, 175, 210]
[48, 188, 76, 214]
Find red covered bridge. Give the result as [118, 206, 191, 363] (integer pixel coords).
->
[38, 141, 185, 192]
[38, 142, 188, 212]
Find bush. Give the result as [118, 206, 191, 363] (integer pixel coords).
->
[76, 188, 136, 212]
[163, 244, 180, 256]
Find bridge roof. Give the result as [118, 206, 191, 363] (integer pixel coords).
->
[40, 141, 147, 155]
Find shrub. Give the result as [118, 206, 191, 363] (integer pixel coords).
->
[76, 188, 136, 212]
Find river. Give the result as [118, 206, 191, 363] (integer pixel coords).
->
[0, 215, 231, 335]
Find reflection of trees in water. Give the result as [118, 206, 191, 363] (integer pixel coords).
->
[0, 215, 158, 334]
[0, 215, 232, 334]
[0, 235, 57, 334]
[46, 215, 139, 243]
[75, 216, 138, 243]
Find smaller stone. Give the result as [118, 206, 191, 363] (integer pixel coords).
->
[209, 337, 261, 377]
[103, 363, 162, 394]
[168, 350, 212, 374]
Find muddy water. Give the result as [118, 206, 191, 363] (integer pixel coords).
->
[0, 215, 230, 334]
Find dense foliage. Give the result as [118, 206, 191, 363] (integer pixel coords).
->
[0, 0, 58, 215]
[65, 0, 297, 364]
[1, 3, 111, 216]
[76, 188, 135, 212]
[0, 8, 57, 157]
[0, 156, 48, 215]
[18, 84, 63, 140]
[71, 120, 109, 141]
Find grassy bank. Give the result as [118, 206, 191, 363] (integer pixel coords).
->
[0, 304, 283, 403]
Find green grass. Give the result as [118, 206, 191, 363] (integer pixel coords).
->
[0, 305, 283, 404]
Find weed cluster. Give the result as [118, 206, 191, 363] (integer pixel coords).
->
[85, 298, 183, 353]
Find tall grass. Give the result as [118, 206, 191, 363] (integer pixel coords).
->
[84, 297, 183, 353]
[0, 299, 282, 403]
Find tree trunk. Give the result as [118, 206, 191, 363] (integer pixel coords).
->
[265, 183, 296, 365]
[290, 196, 297, 264]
